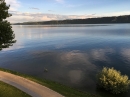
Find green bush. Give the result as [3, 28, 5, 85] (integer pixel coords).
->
[97, 67, 130, 94]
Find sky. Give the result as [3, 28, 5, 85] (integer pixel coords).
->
[4, 0, 130, 23]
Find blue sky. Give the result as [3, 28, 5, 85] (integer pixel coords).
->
[5, 0, 130, 23]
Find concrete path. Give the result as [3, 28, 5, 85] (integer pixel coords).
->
[0, 71, 64, 97]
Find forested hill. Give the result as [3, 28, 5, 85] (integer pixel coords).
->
[14, 15, 130, 25]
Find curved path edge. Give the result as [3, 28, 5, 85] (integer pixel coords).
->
[0, 71, 64, 97]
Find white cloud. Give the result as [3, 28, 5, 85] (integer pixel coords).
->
[7, 12, 96, 23]
[30, 7, 39, 10]
[5, 0, 21, 11]
[99, 11, 130, 17]
[55, 0, 64, 3]
[7, 10, 130, 23]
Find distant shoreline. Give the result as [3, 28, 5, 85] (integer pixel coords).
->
[13, 15, 130, 25]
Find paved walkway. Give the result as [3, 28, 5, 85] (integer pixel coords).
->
[0, 71, 64, 97]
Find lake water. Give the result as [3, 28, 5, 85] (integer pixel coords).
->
[0, 24, 130, 96]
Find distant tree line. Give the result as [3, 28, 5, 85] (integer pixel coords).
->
[14, 15, 130, 25]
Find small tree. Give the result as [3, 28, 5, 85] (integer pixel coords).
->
[97, 67, 130, 94]
[0, 0, 16, 50]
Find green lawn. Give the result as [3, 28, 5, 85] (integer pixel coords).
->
[0, 81, 31, 97]
[0, 68, 101, 97]
[0, 68, 129, 97]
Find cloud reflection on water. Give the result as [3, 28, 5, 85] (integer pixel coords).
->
[90, 48, 115, 61]
[121, 48, 130, 62]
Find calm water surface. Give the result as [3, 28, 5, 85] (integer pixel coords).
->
[0, 24, 130, 96]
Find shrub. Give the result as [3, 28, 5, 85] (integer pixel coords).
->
[97, 67, 130, 94]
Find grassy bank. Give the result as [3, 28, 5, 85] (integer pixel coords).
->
[0, 81, 31, 97]
[0, 68, 100, 97]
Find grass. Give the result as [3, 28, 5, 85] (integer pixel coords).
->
[0, 68, 101, 97]
[0, 81, 31, 97]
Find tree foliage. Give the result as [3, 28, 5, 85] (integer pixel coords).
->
[97, 67, 130, 94]
[0, 0, 16, 50]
